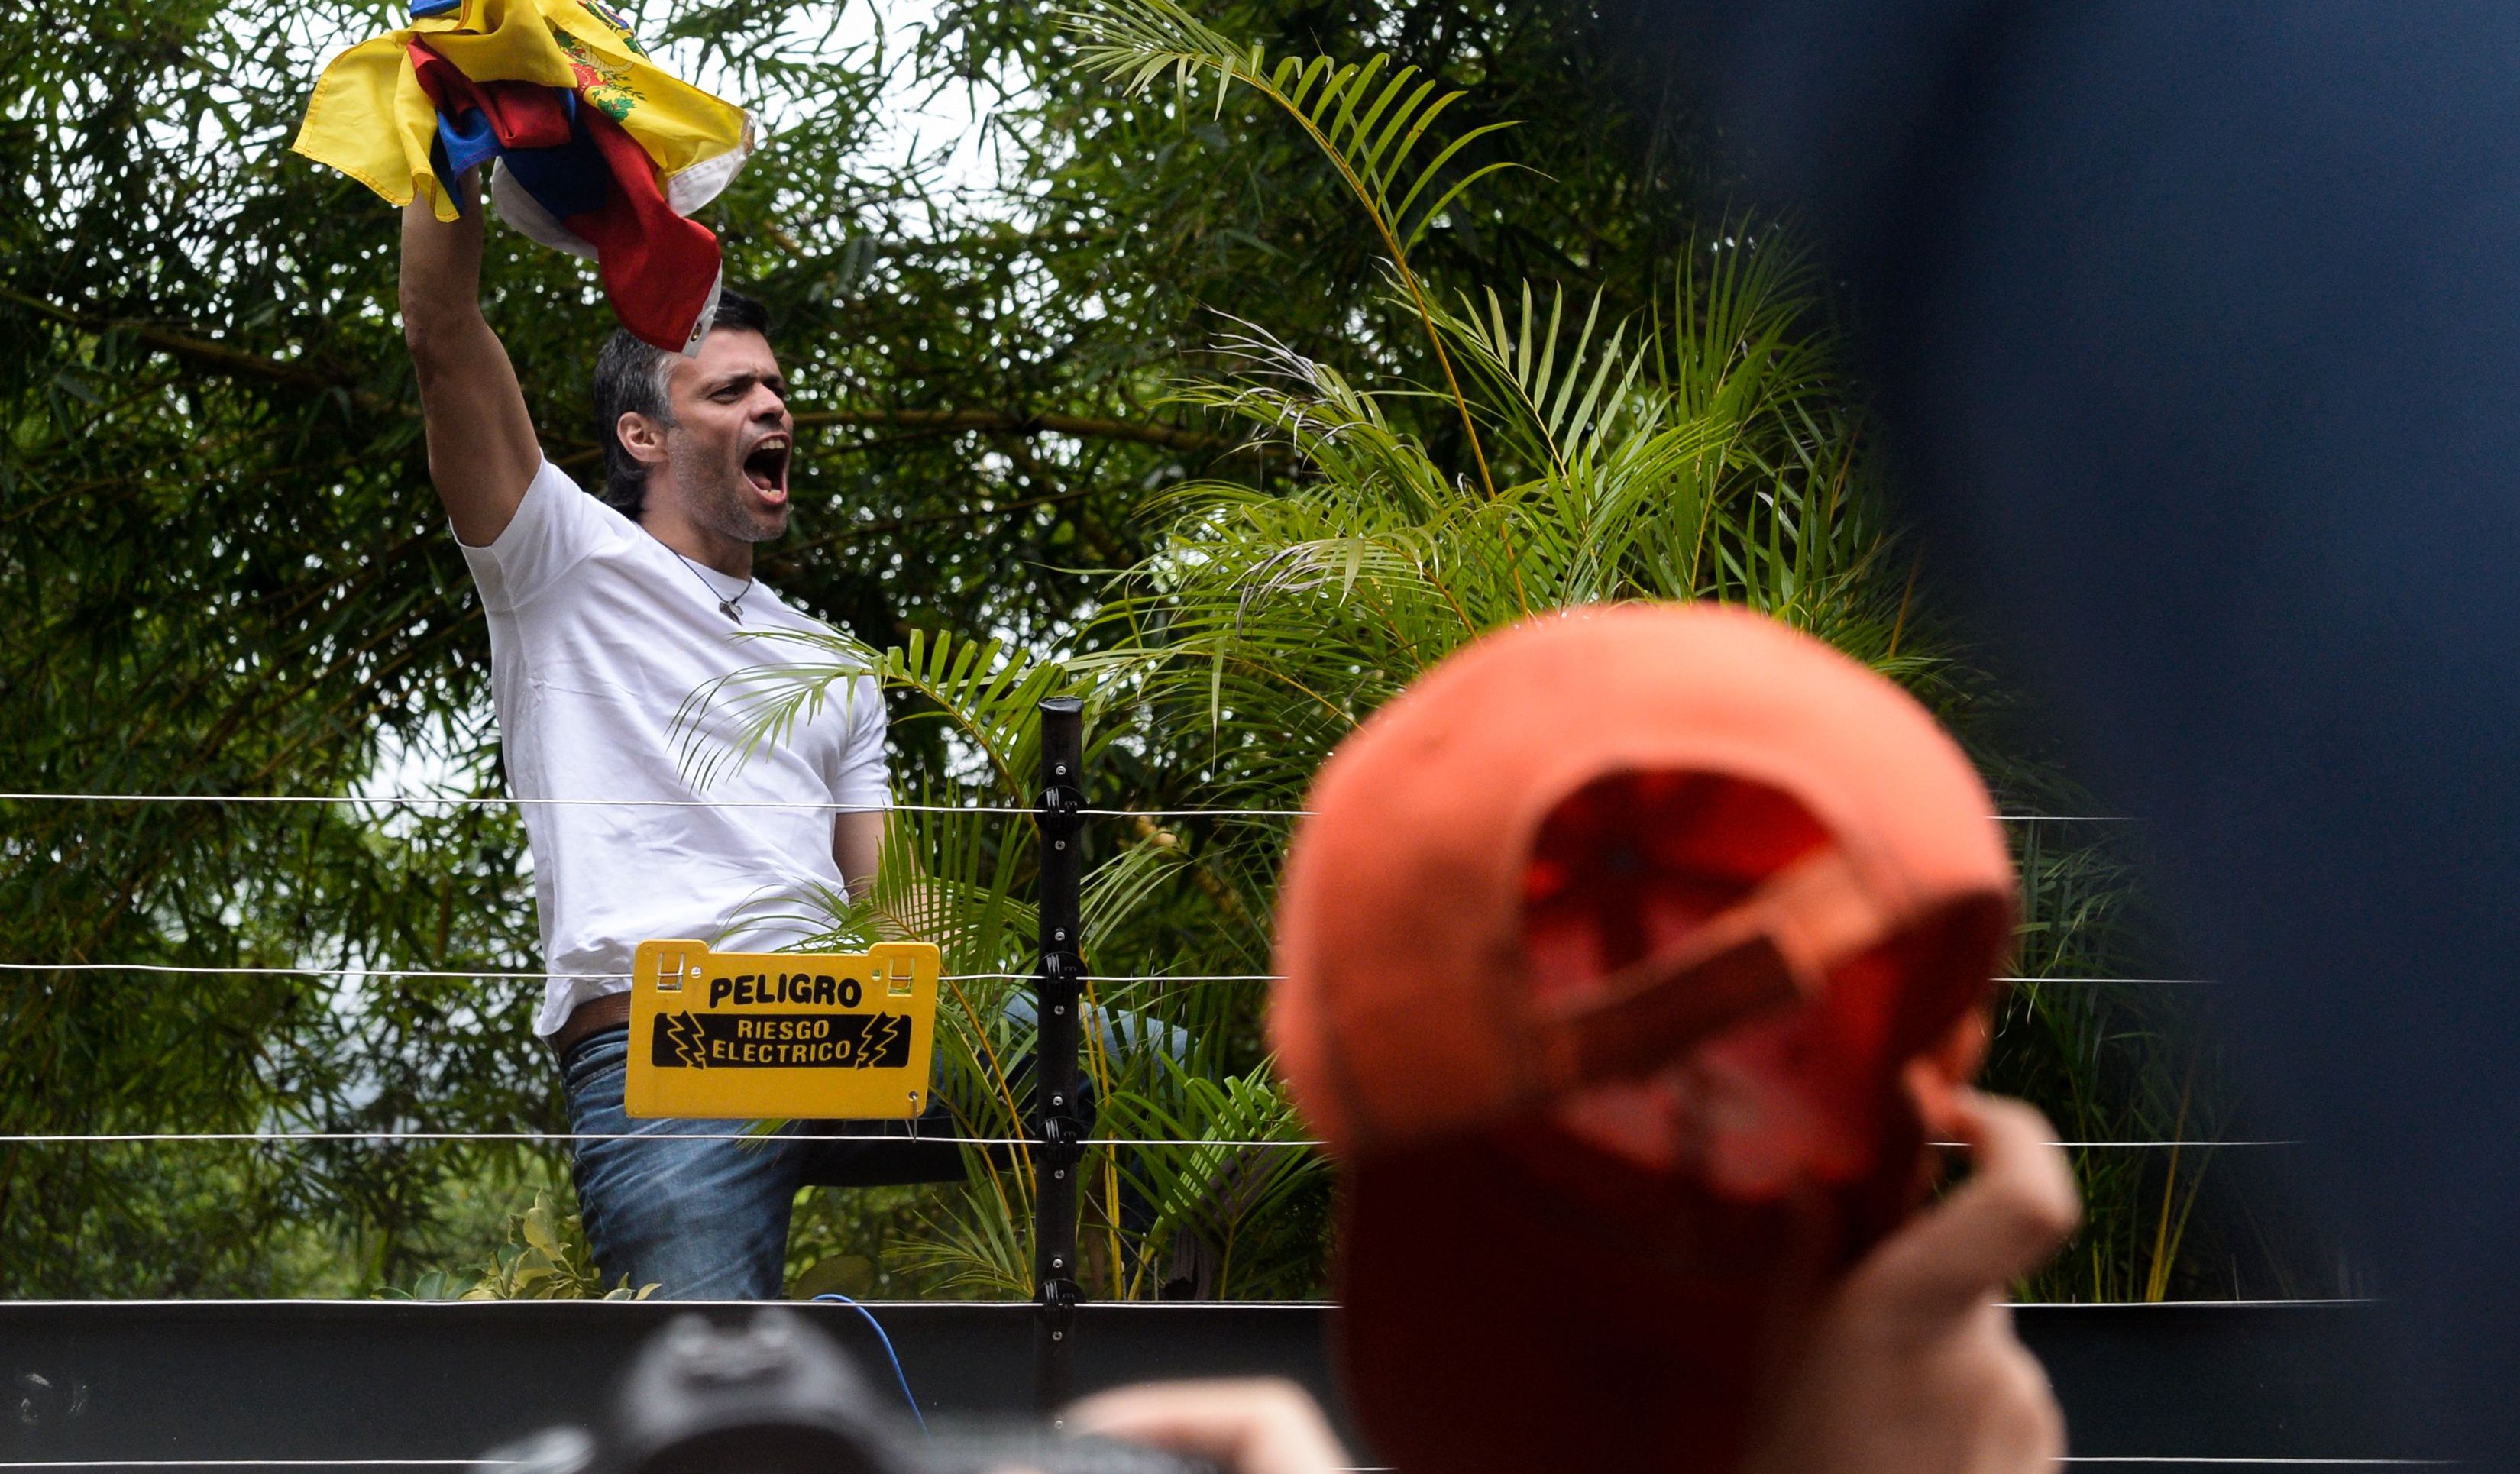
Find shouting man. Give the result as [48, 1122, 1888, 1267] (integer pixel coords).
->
[400, 172, 945, 1298]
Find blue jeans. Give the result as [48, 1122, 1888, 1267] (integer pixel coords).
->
[560, 1025, 961, 1299]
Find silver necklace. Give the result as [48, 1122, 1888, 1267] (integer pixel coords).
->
[671, 549, 754, 623]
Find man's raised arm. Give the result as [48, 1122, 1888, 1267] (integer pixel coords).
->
[400, 171, 542, 546]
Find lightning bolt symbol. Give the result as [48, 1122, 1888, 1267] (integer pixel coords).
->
[666, 1011, 708, 1069]
[858, 1012, 906, 1069]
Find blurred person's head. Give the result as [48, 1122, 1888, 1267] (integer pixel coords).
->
[1269, 604, 2016, 1473]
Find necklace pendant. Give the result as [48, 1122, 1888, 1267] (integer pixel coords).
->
[671, 547, 752, 623]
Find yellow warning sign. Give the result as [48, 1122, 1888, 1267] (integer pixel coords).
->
[623, 939, 941, 1120]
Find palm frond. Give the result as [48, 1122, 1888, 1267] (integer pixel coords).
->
[1439, 283, 1650, 477]
[1095, 1056, 1328, 1297]
[682, 625, 1085, 801]
[1063, 0, 1519, 501]
[1063, 1, 1519, 256]
[888, 1152, 1035, 1298]
[670, 628, 882, 794]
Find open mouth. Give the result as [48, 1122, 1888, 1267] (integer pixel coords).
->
[742, 435, 791, 500]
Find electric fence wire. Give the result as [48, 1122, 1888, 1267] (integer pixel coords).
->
[0, 963, 1284, 982]
[0, 1462, 2451, 1471]
[0, 1130, 2292, 1148]
[0, 1447, 2449, 1469]
[0, 719, 2390, 1430]
[0, 1131, 1279, 1146]
[144, 1443, 2431, 1474]
[0, 790, 2131, 823]
[0, 793, 2198, 1150]
[0, 963, 2212, 986]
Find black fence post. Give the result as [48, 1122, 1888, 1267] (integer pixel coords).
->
[1032, 697, 1086, 1417]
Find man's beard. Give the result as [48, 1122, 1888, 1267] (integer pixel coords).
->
[672, 432, 788, 543]
[697, 465, 788, 543]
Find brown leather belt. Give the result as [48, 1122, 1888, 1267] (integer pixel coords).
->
[550, 990, 632, 1058]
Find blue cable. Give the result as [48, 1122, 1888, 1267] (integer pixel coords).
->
[813, 1292, 928, 1433]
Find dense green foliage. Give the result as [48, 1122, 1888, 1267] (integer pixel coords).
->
[1, 0, 2311, 1299]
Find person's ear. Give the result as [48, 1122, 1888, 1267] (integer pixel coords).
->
[616, 411, 669, 467]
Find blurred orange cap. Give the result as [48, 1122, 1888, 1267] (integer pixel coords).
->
[1266, 603, 2017, 1472]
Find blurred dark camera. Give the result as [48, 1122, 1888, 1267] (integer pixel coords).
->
[483, 1309, 1215, 1474]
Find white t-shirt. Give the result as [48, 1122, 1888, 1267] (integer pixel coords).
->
[460, 459, 889, 1036]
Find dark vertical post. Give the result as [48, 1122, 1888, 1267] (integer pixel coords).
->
[1032, 697, 1085, 1417]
